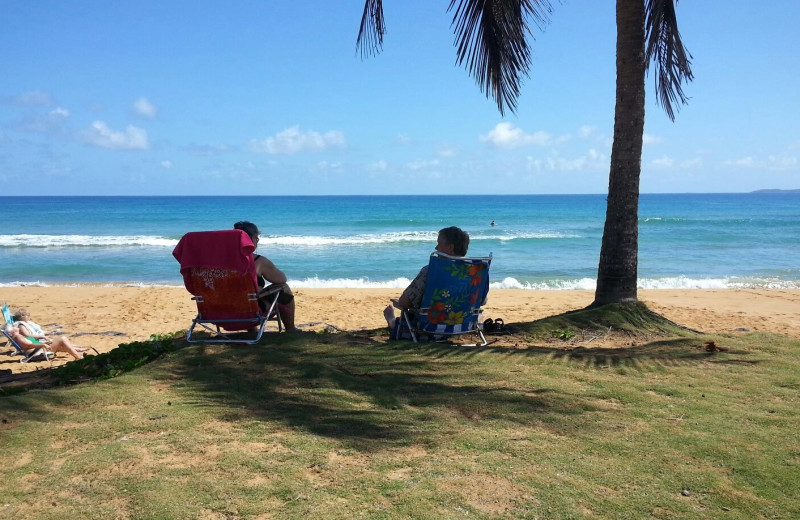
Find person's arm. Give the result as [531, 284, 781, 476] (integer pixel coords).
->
[10, 329, 37, 351]
[398, 266, 427, 310]
[255, 256, 288, 285]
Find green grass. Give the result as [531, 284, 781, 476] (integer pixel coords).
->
[1, 305, 798, 519]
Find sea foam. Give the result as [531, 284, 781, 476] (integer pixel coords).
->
[2, 276, 799, 290]
[0, 234, 177, 248]
[0, 230, 577, 249]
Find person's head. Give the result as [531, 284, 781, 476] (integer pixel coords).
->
[234, 221, 260, 247]
[13, 308, 30, 322]
[436, 226, 469, 256]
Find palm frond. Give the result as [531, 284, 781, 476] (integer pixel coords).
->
[356, 0, 386, 59]
[449, 0, 552, 116]
[645, 0, 693, 121]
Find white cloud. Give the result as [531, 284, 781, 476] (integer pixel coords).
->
[579, 126, 596, 138]
[650, 156, 702, 170]
[643, 133, 662, 145]
[161, 160, 173, 169]
[249, 125, 345, 155]
[19, 107, 70, 133]
[724, 157, 756, 168]
[406, 159, 440, 171]
[395, 134, 412, 145]
[651, 156, 674, 168]
[480, 122, 569, 149]
[436, 146, 457, 158]
[367, 160, 388, 172]
[185, 144, 231, 156]
[722, 155, 797, 171]
[767, 155, 798, 170]
[80, 121, 149, 150]
[14, 90, 53, 106]
[680, 158, 703, 169]
[313, 160, 343, 171]
[132, 97, 158, 118]
[526, 149, 607, 172]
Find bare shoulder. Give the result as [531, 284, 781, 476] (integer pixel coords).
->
[255, 255, 276, 268]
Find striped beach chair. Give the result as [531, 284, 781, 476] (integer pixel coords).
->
[1, 303, 55, 363]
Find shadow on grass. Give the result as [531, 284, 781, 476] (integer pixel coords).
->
[167, 321, 745, 450]
[385, 336, 750, 369]
[2, 303, 760, 450]
[162, 329, 626, 448]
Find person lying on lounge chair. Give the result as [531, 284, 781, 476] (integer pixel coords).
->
[6, 322, 88, 360]
[233, 221, 297, 332]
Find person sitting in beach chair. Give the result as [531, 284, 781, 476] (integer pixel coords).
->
[5, 321, 88, 360]
[13, 307, 93, 356]
[233, 221, 297, 332]
[2, 323, 54, 363]
[173, 228, 289, 343]
[384, 226, 492, 345]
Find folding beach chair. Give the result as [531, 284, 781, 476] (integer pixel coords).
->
[393, 252, 492, 346]
[2, 303, 55, 363]
[172, 230, 283, 344]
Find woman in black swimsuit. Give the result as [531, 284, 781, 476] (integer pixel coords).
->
[234, 221, 297, 332]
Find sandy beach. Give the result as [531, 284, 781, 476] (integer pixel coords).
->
[3, 286, 800, 375]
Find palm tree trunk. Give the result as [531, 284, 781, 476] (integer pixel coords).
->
[593, 0, 646, 306]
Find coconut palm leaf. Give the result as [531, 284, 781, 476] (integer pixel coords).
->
[645, 0, 694, 121]
[357, 0, 552, 116]
[357, 0, 385, 59]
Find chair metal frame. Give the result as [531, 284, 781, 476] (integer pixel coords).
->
[186, 284, 283, 344]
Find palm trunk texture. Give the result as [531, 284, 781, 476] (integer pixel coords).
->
[593, 0, 646, 306]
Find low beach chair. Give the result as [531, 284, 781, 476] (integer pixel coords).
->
[393, 252, 492, 346]
[172, 230, 283, 344]
[2, 304, 55, 363]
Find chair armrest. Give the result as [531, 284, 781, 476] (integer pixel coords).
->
[257, 283, 284, 299]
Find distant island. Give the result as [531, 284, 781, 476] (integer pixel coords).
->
[751, 189, 800, 193]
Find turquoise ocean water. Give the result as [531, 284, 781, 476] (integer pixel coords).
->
[1, 194, 798, 290]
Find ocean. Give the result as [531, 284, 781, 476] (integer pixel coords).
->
[1, 194, 798, 290]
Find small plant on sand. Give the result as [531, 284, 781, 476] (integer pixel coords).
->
[49, 335, 181, 385]
[550, 328, 576, 341]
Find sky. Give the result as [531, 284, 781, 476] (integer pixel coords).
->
[1, 0, 798, 196]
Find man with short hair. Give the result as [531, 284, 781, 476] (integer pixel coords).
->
[383, 226, 470, 330]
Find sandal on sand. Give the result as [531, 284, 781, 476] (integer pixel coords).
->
[483, 318, 496, 333]
[482, 318, 506, 334]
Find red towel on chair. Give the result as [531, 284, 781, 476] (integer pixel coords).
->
[172, 230, 256, 293]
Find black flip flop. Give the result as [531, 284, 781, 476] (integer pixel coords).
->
[482, 318, 496, 333]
